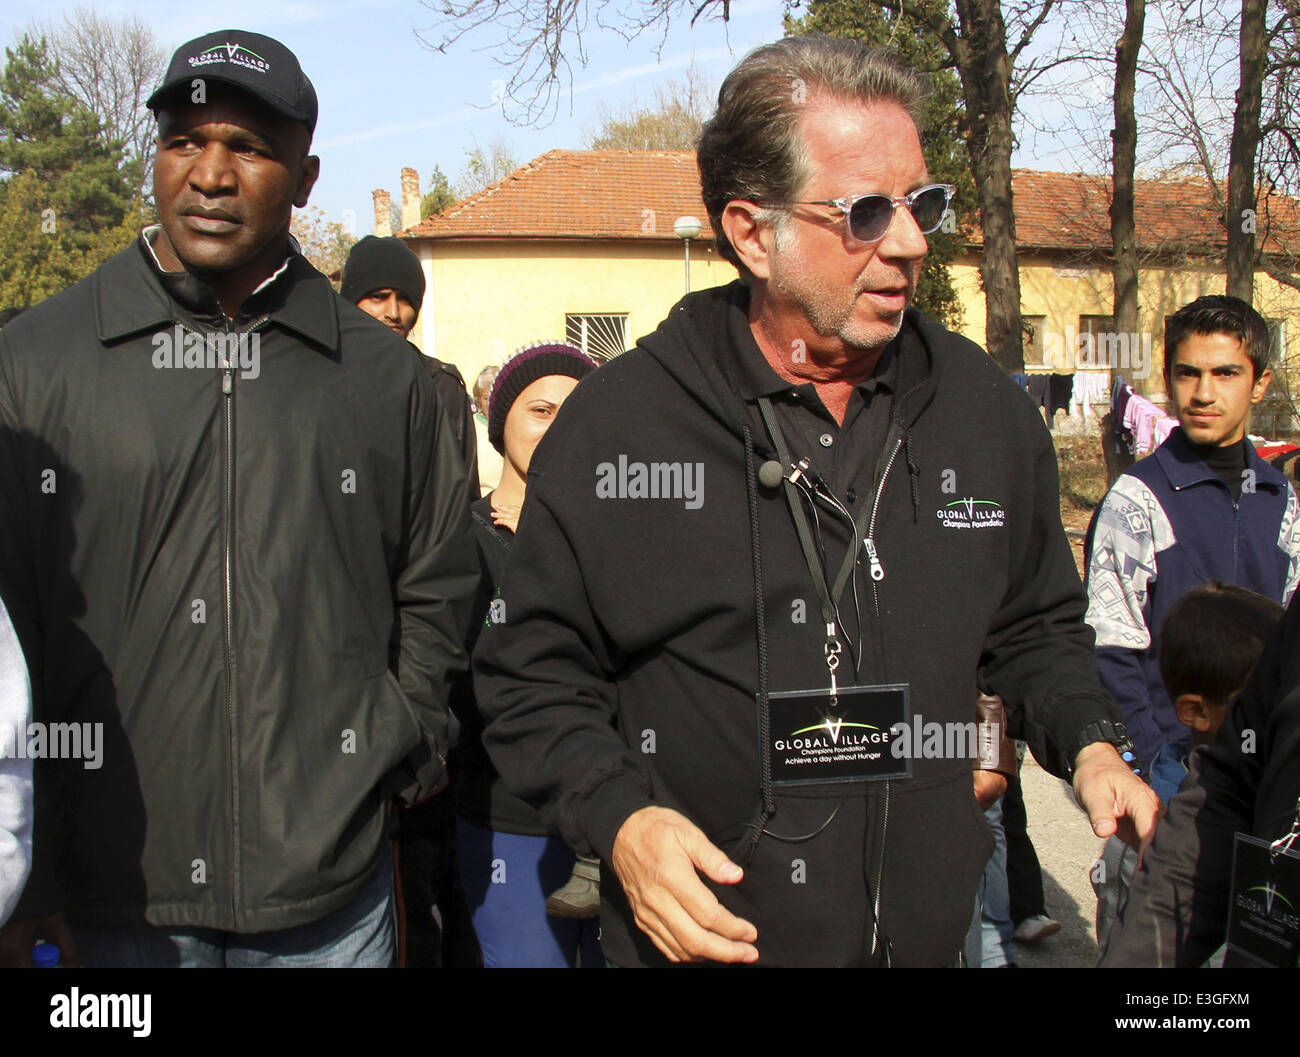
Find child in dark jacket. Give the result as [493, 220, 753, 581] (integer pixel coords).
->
[1093, 582, 1283, 953]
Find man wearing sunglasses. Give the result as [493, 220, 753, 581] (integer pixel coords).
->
[475, 34, 1158, 967]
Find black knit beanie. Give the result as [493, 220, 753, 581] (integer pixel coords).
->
[340, 236, 426, 311]
[488, 341, 596, 454]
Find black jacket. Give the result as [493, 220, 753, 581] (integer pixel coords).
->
[414, 348, 480, 499]
[0, 237, 477, 931]
[450, 497, 550, 835]
[1099, 590, 1300, 967]
[475, 281, 1117, 967]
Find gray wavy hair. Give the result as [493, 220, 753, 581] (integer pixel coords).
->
[696, 35, 929, 278]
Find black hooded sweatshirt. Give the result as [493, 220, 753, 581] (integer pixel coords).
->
[476, 281, 1117, 967]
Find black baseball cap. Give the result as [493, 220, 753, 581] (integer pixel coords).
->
[147, 30, 318, 134]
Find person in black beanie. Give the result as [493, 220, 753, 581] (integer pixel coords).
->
[342, 234, 481, 968]
[341, 236, 478, 497]
[341, 235, 425, 339]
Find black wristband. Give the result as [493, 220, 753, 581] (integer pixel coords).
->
[1067, 719, 1141, 778]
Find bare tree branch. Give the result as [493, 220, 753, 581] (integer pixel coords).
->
[27, 6, 166, 198]
[415, 0, 729, 125]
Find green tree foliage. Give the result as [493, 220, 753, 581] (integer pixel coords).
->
[421, 165, 457, 219]
[30, 7, 167, 205]
[0, 36, 137, 307]
[784, 1, 976, 329]
[457, 138, 519, 197]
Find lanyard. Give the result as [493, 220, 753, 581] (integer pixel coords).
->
[758, 396, 869, 703]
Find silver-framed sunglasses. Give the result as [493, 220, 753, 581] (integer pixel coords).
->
[768, 183, 956, 246]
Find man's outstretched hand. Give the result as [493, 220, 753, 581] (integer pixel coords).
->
[610, 806, 759, 964]
[1072, 742, 1163, 852]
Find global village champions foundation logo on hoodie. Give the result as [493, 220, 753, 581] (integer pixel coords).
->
[937, 496, 1006, 530]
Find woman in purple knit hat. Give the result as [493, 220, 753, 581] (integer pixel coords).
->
[451, 340, 603, 968]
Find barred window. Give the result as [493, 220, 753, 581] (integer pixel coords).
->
[565, 314, 629, 363]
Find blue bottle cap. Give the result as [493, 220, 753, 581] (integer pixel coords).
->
[32, 942, 60, 968]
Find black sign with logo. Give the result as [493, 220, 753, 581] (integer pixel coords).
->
[761, 684, 910, 786]
[1224, 833, 1300, 968]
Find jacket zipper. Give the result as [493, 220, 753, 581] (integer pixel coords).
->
[222, 354, 237, 927]
[219, 316, 269, 929]
[1232, 496, 1241, 580]
[864, 435, 901, 960]
[864, 438, 903, 584]
[871, 781, 890, 960]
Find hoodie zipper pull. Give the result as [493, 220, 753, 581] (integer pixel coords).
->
[863, 538, 885, 581]
[1269, 797, 1300, 862]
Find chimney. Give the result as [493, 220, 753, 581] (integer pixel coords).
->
[372, 189, 392, 237]
[400, 168, 421, 232]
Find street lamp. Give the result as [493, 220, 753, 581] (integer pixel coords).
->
[674, 215, 703, 293]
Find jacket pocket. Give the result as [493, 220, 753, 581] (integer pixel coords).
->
[378, 668, 446, 803]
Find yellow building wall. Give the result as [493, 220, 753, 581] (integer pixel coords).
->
[407, 239, 734, 393]
[405, 236, 1300, 434]
[951, 252, 1300, 407]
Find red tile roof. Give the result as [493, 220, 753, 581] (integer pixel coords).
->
[1007, 169, 1300, 255]
[403, 150, 708, 242]
[401, 150, 1300, 256]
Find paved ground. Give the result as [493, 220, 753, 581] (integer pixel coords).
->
[1013, 753, 1109, 968]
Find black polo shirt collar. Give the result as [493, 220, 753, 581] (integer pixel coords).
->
[721, 281, 901, 405]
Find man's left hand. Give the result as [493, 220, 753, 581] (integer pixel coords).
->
[1072, 742, 1162, 852]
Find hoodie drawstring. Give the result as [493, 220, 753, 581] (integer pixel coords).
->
[904, 429, 920, 524]
[741, 424, 776, 864]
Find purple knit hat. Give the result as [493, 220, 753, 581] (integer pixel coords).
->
[488, 341, 597, 454]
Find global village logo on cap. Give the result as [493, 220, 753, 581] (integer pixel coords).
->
[188, 42, 270, 74]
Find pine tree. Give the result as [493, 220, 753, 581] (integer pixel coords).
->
[0, 35, 137, 307]
[421, 165, 457, 219]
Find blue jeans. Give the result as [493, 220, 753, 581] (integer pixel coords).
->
[74, 854, 396, 968]
[456, 817, 602, 968]
[964, 798, 1014, 967]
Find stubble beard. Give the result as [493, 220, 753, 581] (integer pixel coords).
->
[770, 235, 913, 356]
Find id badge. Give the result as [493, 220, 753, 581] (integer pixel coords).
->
[1223, 833, 1300, 968]
[761, 684, 910, 786]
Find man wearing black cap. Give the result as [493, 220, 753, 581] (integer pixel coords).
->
[0, 30, 476, 967]
[342, 236, 478, 496]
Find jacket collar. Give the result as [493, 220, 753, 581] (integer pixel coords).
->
[1154, 425, 1286, 492]
[95, 229, 340, 352]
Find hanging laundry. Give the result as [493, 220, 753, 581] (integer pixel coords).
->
[1049, 373, 1074, 417]
[1009, 372, 1029, 391]
[1071, 372, 1110, 418]
[1111, 378, 1135, 454]
[1027, 374, 1051, 409]
[1152, 415, 1177, 449]
[1121, 390, 1178, 457]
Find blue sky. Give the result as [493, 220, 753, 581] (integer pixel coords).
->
[3, 1, 1180, 234]
[2, 1, 793, 231]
